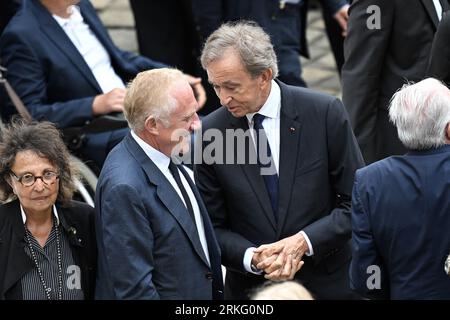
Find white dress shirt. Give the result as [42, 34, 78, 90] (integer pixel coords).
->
[52, 5, 125, 93]
[433, 0, 444, 21]
[131, 131, 210, 266]
[242, 80, 313, 274]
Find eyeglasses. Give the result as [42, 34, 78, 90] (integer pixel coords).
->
[10, 171, 59, 187]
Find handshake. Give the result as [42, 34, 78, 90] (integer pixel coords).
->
[252, 232, 309, 281]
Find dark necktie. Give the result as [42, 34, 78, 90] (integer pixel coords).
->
[253, 113, 279, 221]
[168, 161, 196, 223]
[176, 164, 224, 299]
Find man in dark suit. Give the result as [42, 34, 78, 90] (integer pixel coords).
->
[0, 0, 204, 168]
[429, 11, 450, 84]
[129, 0, 200, 78]
[95, 68, 223, 300]
[195, 21, 364, 299]
[192, 0, 349, 87]
[350, 78, 450, 299]
[127, 0, 218, 116]
[342, 0, 450, 164]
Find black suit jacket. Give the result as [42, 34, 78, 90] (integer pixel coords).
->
[428, 11, 450, 84]
[129, 0, 200, 76]
[342, 0, 449, 164]
[0, 200, 97, 300]
[195, 81, 364, 299]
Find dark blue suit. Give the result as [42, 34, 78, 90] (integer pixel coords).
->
[0, 0, 166, 166]
[95, 134, 223, 299]
[350, 145, 450, 299]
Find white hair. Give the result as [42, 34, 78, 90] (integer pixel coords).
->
[388, 78, 450, 150]
[124, 68, 181, 132]
[252, 281, 314, 300]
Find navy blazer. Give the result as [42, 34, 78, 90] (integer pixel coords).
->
[350, 145, 450, 299]
[0, 0, 165, 127]
[195, 80, 364, 299]
[95, 134, 223, 300]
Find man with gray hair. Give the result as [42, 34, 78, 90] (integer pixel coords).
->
[350, 78, 450, 299]
[195, 21, 364, 299]
[95, 68, 223, 299]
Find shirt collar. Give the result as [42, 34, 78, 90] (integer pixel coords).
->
[52, 5, 83, 28]
[21, 204, 60, 225]
[130, 130, 171, 173]
[246, 80, 281, 123]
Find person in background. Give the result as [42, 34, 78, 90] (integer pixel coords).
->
[0, 0, 205, 169]
[428, 12, 450, 85]
[192, 0, 349, 88]
[350, 78, 450, 299]
[0, 120, 96, 300]
[128, 0, 218, 116]
[342, 0, 449, 164]
[315, 0, 349, 74]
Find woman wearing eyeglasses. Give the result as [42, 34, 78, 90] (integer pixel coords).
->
[0, 120, 96, 300]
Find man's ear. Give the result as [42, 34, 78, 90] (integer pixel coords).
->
[144, 116, 159, 135]
[260, 68, 273, 87]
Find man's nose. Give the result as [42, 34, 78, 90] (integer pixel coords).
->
[218, 92, 232, 106]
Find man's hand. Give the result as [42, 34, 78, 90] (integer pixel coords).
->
[185, 74, 207, 110]
[251, 245, 283, 270]
[92, 88, 126, 116]
[264, 255, 304, 281]
[333, 4, 350, 37]
[253, 233, 309, 281]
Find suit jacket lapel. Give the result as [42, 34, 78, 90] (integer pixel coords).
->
[123, 134, 210, 268]
[178, 166, 224, 298]
[276, 81, 302, 237]
[178, 166, 221, 258]
[229, 116, 277, 231]
[421, 0, 440, 29]
[31, 0, 102, 92]
[2, 201, 34, 299]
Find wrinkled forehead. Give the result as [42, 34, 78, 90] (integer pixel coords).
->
[12, 150, 56, 171]
[206, 55, 251, 85]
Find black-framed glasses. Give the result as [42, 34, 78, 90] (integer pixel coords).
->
[10, 171, 59, 187]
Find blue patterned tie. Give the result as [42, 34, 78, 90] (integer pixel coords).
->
[253, 113, 279, 221]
